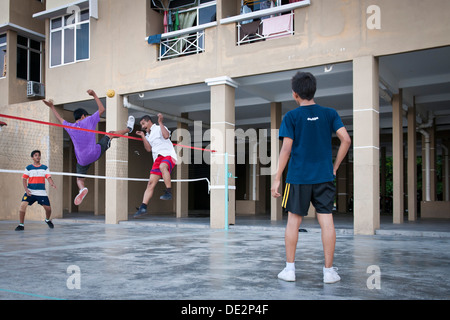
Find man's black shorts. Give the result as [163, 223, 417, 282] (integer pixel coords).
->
[76, 136, 111, 177]
[22, 194, 51, 207]
[282, 181, 335, 216]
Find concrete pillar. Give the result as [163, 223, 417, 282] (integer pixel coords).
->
[48, 105, 64, 219]
[380, 146, 386, 213]
[337, 154, 349, 213]
[407, 105, 417, 221]
[270, 102, 282, 221]
[421, 133, 427, 201]
[105, 95, 129, 224]
[430, 124, 436, 200]
[353, 56, 380, 235]
[206, 76, 237, 229]
[249, 143, 259, 202]
[65, 134, 77, 213]
[176, 113, 189, 218]
[392, 92, 404, 224]
[443, 139, 450, 201]
[95, 121, 106, 216]
[348, 156, 354, 211]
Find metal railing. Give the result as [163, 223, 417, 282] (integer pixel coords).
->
[147, 1, 310, 59]
[220, 0, 310, 46]
[159, 31, 205, 60]
[237, 11, 294, 46]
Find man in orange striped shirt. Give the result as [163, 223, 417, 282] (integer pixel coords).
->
[15, 150, 57, 231]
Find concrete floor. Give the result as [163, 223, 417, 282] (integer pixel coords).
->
[0, 213, 449, 301]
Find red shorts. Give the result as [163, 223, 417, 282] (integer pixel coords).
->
[151, 155, 176, 176]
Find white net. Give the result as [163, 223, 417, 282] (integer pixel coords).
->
[0, 113, 210, 188]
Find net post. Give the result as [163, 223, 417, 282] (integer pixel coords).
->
[225, 152, 229, 231]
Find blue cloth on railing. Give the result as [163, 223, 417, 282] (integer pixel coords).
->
[147, 34, 162, 44]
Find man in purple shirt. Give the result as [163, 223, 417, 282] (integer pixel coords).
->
[44, 90, 135, 206]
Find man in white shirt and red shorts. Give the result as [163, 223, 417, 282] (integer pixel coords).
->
[134, 114, 177, 218]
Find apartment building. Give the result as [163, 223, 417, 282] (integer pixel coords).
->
[0, 0, 449, 234]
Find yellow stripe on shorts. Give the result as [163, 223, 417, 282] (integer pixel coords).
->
[282, 183, 291, 208]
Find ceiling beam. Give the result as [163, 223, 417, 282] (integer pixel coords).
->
[399, 73, 450, 88]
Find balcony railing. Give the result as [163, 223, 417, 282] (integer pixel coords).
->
[146, 21, 216, 61]
[237, 11, 294, 46]
[159, 31, 205, 60]
[221, 0, 310, 46]
[145, 1, 310, 59]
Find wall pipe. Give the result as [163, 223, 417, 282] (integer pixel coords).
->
[419, 129, 431, 202]
[417, 112, 434, 202]
[123, 95, 208, 127]
[442, 144, 449, 201]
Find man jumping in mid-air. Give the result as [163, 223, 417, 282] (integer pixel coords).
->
[44, 89, 135, 206]
[133, 114, 177, 218]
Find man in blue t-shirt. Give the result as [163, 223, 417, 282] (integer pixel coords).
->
[271, 72, 351, 284]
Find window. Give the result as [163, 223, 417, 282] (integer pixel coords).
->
[198, 0, 216, 25]
[162, 0, 216, 32]
[241, 0, 298, 12]
[0, 34, 6, 78]
[16, 35, 42, 82]
[50, 9, 90, 67]
[242, 0, 278, 12]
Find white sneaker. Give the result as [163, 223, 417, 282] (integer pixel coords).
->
[277, 268, 296, 282]
[323, 267, 341, 284]
[127, 116, 135, 133]
[74, 188, 88, 206]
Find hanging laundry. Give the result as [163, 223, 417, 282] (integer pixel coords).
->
[174, 10, 180, 31]
[241, 5, 253, 25]
[163, 11, 168, 33]
[168, 10, 173, 31]
[262, 14, 292, 39]
[260, 0, 272, 20]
